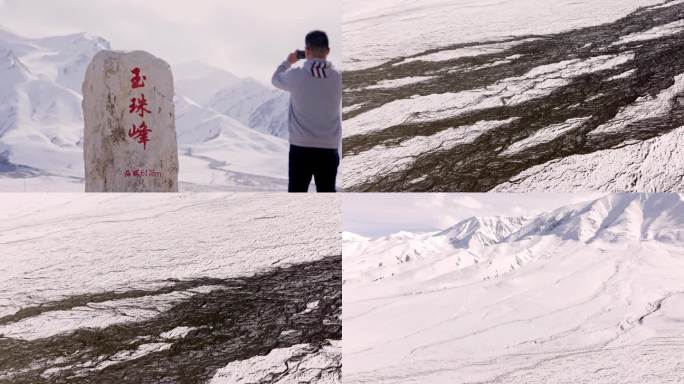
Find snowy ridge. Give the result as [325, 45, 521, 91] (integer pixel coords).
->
[507, 194, 684, 243]
[438, 215, 530, 248]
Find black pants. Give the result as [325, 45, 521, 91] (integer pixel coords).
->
[289, 145, 339, 193]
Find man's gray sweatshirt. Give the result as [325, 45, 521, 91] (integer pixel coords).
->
[271, 59, 342, 149]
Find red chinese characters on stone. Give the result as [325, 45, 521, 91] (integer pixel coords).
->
[130, 67, 147, 89]
[129, 67, 152, 150]
[128, 121, 151, 150]
[129, 94, 151, 118]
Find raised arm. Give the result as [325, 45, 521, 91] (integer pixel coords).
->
[271, 52, 299, 91]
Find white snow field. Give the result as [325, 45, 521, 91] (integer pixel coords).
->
[0, 193, 339, 320]
[0, 29, 290, 191]
[342, 0, 665, 71]
[343, 193, 684, 383]
[0, 193, 341, 382]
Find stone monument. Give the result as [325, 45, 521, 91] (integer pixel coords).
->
[83, 50, 179, 192]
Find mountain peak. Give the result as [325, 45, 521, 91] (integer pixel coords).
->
[438, 215, 529, 248]
[510, 193, 684, 244]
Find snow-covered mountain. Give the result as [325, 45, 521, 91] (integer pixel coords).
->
[0, 29, 107, 185]
[345, 194, 684, 284]
[343, 215, 530, 283]
[509, 193, 684, 244]
[344, 193, 684, 383]
[175, 61, 289, 139]
[206, 77, 289, 139]
[174, 96, 288, 189]
[438, 215, 529, 248]
[0, 28, 289, 191]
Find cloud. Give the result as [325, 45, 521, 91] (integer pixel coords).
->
[510, 206, 526, 215]
[436, 214, 459, 229]
[449, 195, 484, 210]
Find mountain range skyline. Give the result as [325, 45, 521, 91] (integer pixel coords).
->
[344, 193, 684, 241]
[343, 192, 608, 237]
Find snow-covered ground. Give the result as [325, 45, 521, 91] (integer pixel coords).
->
[0, 28, 290, 192]
[0, 194, 341, 383]
[343, 193, 684, 383]
[494, 126, 684, 192]
[342, 0, 684, 192]
[210, 341, 341, 384]
[0, 194, 339, 318]
[342, 0, 666, 71]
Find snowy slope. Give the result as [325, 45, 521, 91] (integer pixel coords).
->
[0, 194, 341, 383]
[342, 0, 684, 192]
[0, 29, 107, 183]
[206, 77, 289, 139]
[0, 28, 290, 191]
[0, 193, 340, 317]
[175, 61, 289, 139]
[342, 0, 667, 71]
[438, 216, 529, 248]
[175, 96, 288, 190]
[343, 194, 684, 383]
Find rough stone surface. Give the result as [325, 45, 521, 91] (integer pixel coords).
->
[83, 50, 178, 192]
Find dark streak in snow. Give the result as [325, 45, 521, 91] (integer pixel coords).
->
[342, 2, 684, 192]
[0, 256, 342, 384]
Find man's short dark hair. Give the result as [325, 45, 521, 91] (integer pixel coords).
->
[305, 30, 329, 49]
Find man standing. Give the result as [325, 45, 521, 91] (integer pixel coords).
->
[272, 30, 342, 193]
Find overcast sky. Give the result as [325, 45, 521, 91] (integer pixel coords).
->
[344, 193, 607, 238]
[0, 0, 341, 83]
